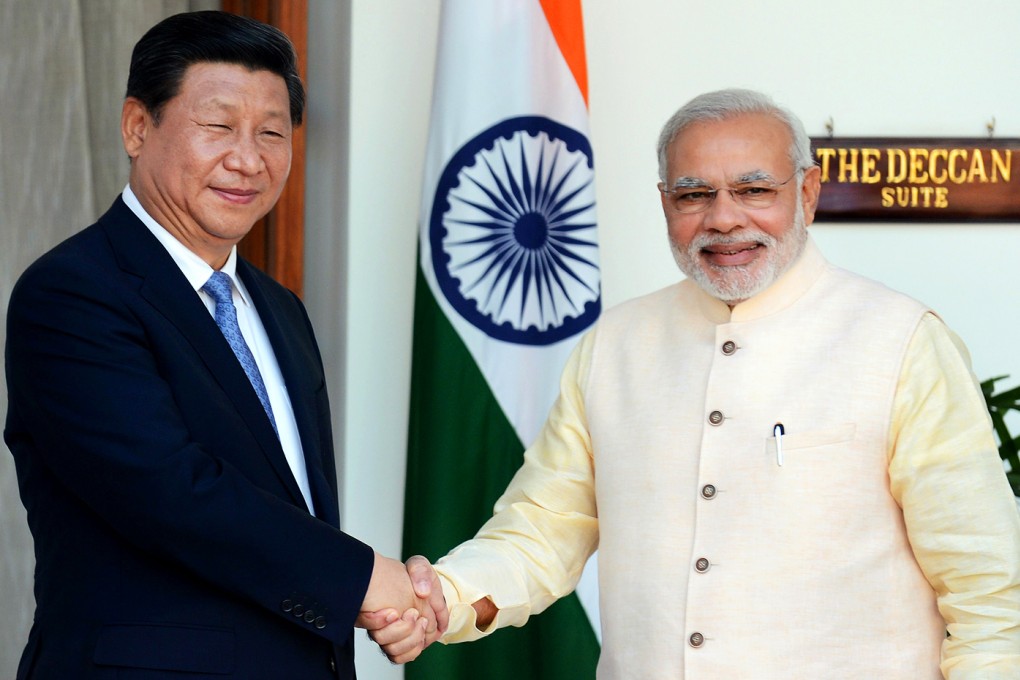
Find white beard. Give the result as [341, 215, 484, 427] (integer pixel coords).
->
[670, 200, 808, 305]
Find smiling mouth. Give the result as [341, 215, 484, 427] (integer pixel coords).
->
[703, 243, 763, 255]
[211, 187, 260, 205]
[696, 241, 767, 269]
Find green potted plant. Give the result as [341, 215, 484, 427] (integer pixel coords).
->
[980, 376, 1020, 499]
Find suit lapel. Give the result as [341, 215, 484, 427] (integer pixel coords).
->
[239, 262, 341, 528]
[100, 198, 309, 511]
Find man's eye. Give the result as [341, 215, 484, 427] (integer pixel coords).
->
[735, 186, 776, 197]
[677, 190, 712, 203]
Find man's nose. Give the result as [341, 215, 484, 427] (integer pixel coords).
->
[224, 137, 264, 175]
[701, 189, 744, 233]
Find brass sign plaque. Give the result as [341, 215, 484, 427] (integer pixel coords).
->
[811, 138, 1020, 221]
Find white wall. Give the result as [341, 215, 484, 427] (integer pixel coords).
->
[582, 0, 1020, 382]
[326, 2, 1020, 678]
[337, 4, 440, 677]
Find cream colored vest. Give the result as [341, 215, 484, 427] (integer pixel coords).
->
[585, 240, 944, 679]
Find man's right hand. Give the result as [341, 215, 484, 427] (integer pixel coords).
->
[356, 554, 449, 663]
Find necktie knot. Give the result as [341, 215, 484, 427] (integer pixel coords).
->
[202, 271, 234, 307]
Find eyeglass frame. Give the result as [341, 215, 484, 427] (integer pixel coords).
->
[658, 167, 810, 214]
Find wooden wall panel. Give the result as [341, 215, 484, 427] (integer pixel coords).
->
[223, 0, 308, 296]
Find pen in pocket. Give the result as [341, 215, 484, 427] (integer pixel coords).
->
[773, 422, 785, 467]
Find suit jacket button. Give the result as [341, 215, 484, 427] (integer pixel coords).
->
[281, 599, 294, 613]
[293, 603, 305, 616]
[315, 616, 327, 629]
[304, 610, 317, 623]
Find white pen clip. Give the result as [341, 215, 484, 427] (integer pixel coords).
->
[773, 423, 785, 467]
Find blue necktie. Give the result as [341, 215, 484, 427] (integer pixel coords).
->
[202, 271, 278, 434]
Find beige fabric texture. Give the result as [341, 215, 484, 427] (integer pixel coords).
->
[436, 239, 1020, 679]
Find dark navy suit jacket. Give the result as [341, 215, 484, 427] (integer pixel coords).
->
[5, 197, 374, 679]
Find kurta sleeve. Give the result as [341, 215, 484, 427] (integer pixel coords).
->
[435, 330, 599, 642]
[888, 312, 1020, 678]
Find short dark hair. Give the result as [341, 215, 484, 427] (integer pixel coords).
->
[126, 10, 305, 126]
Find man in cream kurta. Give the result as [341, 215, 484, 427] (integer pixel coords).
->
[378, 89, 1020, 677]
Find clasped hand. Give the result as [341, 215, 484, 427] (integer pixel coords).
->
[356, 554, 447, 664]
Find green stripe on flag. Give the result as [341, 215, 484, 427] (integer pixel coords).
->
[403, 264, 598, 679]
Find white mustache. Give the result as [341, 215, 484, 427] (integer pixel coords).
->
[691, 231, 777, 252]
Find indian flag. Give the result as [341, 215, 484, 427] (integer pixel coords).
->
[402, 0, 601, 677]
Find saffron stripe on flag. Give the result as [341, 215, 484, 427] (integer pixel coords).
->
[537, 0, 589, 105]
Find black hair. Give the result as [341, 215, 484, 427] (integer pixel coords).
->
[125, 10, 304, 126]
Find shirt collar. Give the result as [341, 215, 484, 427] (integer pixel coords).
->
[122, 185, 253, 308]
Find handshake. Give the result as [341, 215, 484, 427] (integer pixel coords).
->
[356, 553, 449, 664]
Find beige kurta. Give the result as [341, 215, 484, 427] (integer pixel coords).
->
[435, 238, 1020, 679]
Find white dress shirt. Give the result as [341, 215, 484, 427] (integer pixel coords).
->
[122, 185, 315, 515]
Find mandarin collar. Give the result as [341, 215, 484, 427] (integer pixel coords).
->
[693, 235, 828, 324]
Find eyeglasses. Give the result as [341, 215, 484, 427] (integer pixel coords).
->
[659, 168, 805, 214]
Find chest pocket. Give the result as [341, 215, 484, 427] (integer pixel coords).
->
[767, 422, 857, 455]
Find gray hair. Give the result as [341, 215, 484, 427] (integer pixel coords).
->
[656, 88, 812, 182]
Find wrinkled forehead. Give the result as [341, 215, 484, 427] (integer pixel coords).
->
[665, 113, 794, 184]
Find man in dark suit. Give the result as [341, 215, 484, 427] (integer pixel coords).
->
[4, 11, 443, 679]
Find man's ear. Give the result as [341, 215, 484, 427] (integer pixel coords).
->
[121, 97, 150, 160]
[800, 164, 822, 226]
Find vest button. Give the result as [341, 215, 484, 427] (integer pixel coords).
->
[708, 410, 724, 426]
[689, 632, 705, 648]
[721, 340, 737, 355]
[701, 484, 717, 499]
[694, 557, 710, 573]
